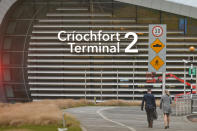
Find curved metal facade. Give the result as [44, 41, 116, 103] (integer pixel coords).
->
[1, 0, 197, 102]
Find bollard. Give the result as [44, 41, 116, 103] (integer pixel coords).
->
[191, 94, 193, 114]
[176, 99, 178, 116]
[94, 96, 96, 104]
[57, 113, 67, 131]
[63, 112, 66, 128]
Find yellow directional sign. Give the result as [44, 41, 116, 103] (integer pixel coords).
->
[151, 39, 165, 53]
[150, 56, 164, 71]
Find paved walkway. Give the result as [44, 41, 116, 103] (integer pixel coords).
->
[65, 106, 197, 131]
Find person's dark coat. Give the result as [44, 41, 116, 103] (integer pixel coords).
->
[141, 93, 156, 110]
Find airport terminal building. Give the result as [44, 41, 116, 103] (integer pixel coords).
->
[1, 0, 197, 102]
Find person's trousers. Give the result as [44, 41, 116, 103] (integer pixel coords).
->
[145, 108, 154, 124]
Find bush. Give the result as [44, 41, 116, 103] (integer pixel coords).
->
[0, 99, 160, 127]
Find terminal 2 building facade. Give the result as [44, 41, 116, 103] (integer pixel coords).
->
[0, 0, 197, 102]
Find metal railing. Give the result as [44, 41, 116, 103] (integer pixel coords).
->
[192, 94, 197, 114]
[175, 95, 191, 116]
[175, 94, 197, 116]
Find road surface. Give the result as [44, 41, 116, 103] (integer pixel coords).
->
[65, 106, 197, 131]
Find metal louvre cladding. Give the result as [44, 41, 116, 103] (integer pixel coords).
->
[1, 0, 197, 102]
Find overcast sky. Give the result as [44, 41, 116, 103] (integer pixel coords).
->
[166, 0, 197, 7]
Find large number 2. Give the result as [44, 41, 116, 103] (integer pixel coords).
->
[124, 32, 138, 53]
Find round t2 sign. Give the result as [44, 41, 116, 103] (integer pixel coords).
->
[152, 26, 163, 37]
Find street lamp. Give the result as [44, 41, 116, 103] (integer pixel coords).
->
[189, 46, 195, 52]
[182, 59, 188, 96]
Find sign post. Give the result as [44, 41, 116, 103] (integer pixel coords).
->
[189, 66, 197, 94]
[196, 70, 197, 94]
[189, 67, 196, 76]
[148, 24, 167, 95]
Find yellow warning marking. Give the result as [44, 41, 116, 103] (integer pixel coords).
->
[151, 39, 165, 53]
[150, 56, 164, 70]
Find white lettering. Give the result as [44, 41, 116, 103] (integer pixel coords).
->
[68, 43, 75, 53]
[57, 30, 139, 54]
[125, 32, 138, 53]
[58, 31, 67, 41]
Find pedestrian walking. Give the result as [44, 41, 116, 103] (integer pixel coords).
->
[141, 88, 156, 128]
[160, 90, 172, 129]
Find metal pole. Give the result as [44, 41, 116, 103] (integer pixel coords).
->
[184, 62, 186, 115]
[191, 62, 193, 94]
[184, 62, 186, 96]
[191, 57, 193, 113]
[117, 69, 118, 100]
[62, 113, 66, 128]
[85, 69, 87, 100]
[196, 71, 197, 94]
[101, 69, 103, 101]
[133, 61, 135, 101]
[191, 94, 193, 114]
[162, 72, 166, 95]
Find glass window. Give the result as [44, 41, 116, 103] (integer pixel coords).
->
[161, 12, 184, 30]
[113, 2, 136, 18]
[187, 18, 197, 35]
[3, 38, 12, 50]
[6, 22, 16, 34]
[137, 7, 160, 24]
[3, 70, 11, 81]
[5, 86, 14, 98]
[3, 54, 10, 65]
